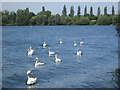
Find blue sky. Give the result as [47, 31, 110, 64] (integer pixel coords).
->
[2, 2, 118, 15]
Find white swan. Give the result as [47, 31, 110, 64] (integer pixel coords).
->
[27, 70, 37, 85]
[74, 41, 77, 47]
[77, 49, 82, 56]
[55, 54, 61, 62]
[49, 48, 55, 56]
[60, 39, 63, 44]
[80, 40, 84, 46]
[35, 57, 44, 67]
[43, 41, 46, 48]
[27, 47, 34, 56]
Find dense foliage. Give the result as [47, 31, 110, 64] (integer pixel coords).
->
[1, 5, 118, 26]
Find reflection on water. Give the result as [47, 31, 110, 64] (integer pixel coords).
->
[27, 85, 35, 89]
[112, 68, 120, 88]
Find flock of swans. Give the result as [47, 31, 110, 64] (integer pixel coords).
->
[26, 39, 84, 85]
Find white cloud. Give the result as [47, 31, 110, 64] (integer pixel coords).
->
[1, 0, 120, 2]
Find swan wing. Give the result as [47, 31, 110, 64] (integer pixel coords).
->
[37, 62, 44, 65]
[27, 77, 37, 85]
[30, 77, 37, 82]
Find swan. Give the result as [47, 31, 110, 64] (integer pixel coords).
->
[55, 54, 61, 62]
[80, 40, 84, 46]
[35, 57, 44, 67]
[49, 48, 55, 56]
[77, 49, 82, 56]
[27, 47, 34, 56]
[43, 41, 46, 48]
[74, 41, 77, 47]
[60, 39, 63, 44]
[27, 70, 37, 85]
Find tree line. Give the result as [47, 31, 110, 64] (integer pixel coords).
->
[1, 5, 118, 26]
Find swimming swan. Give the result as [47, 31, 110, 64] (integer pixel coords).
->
[55, 54, 61, 62]
[43, 41, 46, 48]
[74, 41, 77, 47]
[60, 39, 63, 44]
[35, 57, 44, 67]
[27, 70, 37, 85]
[27, 47, 34, 56]
[77, 49, 82, 56]
[49, 48, 55, 56]
[80, 40, 84, 46]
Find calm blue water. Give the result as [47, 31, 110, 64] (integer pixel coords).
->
[2, 26, 118, 88]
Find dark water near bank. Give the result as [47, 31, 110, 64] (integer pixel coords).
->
[2, 26, 118, 88]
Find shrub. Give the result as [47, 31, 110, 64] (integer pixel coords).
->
[97, 15, 112, 25]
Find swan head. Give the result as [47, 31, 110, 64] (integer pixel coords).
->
[27, 70, 32, 75]
[74, 41, 76, 43]
[49, 48, 51, 50]
[55, 54, 58, 58]
[35, 57, 38, 60]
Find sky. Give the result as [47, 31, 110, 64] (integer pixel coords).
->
[1, 0, 120, 2]
[2, 2, 119, 15]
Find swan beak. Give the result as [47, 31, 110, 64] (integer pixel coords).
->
[30, 72, 32, 74]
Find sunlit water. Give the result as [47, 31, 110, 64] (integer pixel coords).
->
[2, 26, 118, 88]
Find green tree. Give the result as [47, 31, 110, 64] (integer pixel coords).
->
[30, 16, 37, 25]
[16, 9, 24, 25]
[24, 8, 31, 25]
[97, 7, 100, 16]
[112, 5, 115, 15]
[84, 6, 87, 16]
[36, 10, 51, 25]
[88, 15, 98, 20]
[9, 11, 16, 25]
[73, 16, 90, 25]
[42, 6, 45, 12]
[2, 10, 9, 25]
[97, 15, 112, 25]
[69, 6, 74, 17]
[36, 15, 47, 25]
[48, 14, 61, 25]
[2, 10, 9, 16]
[38, 10, 51, 18]
[90, 6, 93, 16]
[79, 17, 89, 25]
[61, 16, 73, 25]
[77, 6, 81, 17]
[29, 12, 35, 18]
[104, 6, 107, 15]
[16, 8, 32, 25]
[2, 15, 9, 26]
[72, 16, 81, 25]
[62, 5, 67, 16]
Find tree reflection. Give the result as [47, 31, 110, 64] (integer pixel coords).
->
[112, 68, 120, 88]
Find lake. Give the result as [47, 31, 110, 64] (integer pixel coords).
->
[2, 26, 118, 88]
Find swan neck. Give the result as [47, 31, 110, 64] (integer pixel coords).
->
[55, 56, 58, 59]
[35, 60, 38, 63]
[27, 74, 30, 79]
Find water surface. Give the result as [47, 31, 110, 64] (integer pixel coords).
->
[2, 26, 118, 88]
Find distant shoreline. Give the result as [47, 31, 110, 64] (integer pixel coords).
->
[1, 23, 117, 26]
[2, 6, 118, 26]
